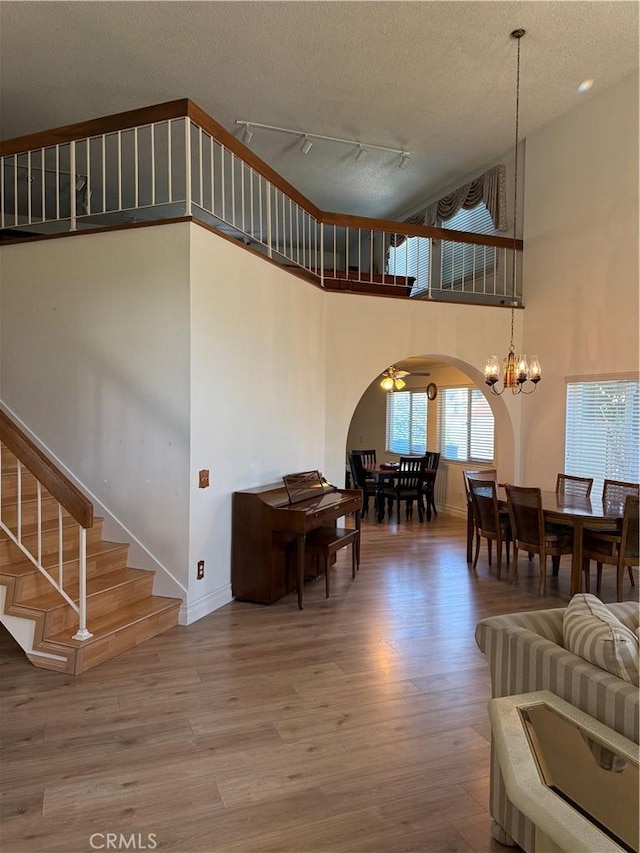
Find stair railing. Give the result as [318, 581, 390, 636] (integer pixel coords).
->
[0, 410, 93, 640]
[1, 99, 523, 306]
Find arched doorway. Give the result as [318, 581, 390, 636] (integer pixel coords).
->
[345, 354, 515, 518]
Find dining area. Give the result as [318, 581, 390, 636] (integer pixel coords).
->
[464, 470, 639, 601]
[348, 449, 440, 525]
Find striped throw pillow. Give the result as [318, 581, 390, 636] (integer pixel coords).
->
[563, 593, 640, 687]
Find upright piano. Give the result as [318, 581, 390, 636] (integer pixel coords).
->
[232, 472, 362, 607]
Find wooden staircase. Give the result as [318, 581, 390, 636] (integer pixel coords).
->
[0, 434, 181, 675]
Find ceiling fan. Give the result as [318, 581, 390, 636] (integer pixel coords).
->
[380, 365, 431, 391]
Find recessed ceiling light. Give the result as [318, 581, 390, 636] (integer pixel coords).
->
[577, 79, 594, 93]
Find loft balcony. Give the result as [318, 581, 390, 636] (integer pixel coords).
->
[0, 99, 523, 306]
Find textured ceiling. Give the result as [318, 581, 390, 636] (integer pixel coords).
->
[1, 1, 638, 219]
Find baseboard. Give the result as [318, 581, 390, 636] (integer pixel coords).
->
[181, 584, 233, 625]
[441, 503, 466, 520]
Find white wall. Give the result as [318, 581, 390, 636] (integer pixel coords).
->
[322, 293, 521, 502]
[520, 73, 639, 489]
[186, 226, 326, 621]
[1, 225, 192, 596]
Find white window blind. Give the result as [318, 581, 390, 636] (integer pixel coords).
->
[440, 387, 494, 462]
[387, 236, 430, 293]
[387, 202, 497, 295]
[565, 379, 640, 497]
[386, 390, 428, 455]
[441, 203, 497, 289]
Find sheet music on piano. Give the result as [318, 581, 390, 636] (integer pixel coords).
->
[282, 470, 335, 505]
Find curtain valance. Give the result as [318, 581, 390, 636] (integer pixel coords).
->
[390, 163, 507, 249]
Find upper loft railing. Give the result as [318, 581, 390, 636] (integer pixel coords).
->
[0, 99, 523, 305]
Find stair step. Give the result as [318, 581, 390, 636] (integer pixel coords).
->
[18, 566, 154, 632]
[2, 510, 84, 539]
[0, 518, 104, 565]
[1, 468, 41, 499]
[1, 540, 130, 597]
[1, 493, 68, 527]
[43, 596, 181, 673]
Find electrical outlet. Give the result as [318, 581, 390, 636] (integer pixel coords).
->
[197, 560, 205, 579]
[199, 469, 210, 488]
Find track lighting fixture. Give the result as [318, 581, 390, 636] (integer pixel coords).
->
[235, 119, 409, 164]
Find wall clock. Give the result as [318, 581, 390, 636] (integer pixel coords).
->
[427, 382, 438, 401]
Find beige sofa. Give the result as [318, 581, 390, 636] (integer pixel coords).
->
[475, 602, 639, 852]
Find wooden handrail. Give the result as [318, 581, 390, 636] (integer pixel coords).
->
[0, 98, 324, 221]
[0, 98, 522, 253]
[0, 100, 191, 158]
[321, 211, 523, 251]
[185, 102, 323, 220]
[0, 411, 93, 529]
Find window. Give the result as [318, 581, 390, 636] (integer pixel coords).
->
[441, 203, 497, 290]
[565, 379, 640, 497]
[440, 387, 494, 462]
[386, 390, 427, 455]
[387, 235, 430, 293]
[386, 202, 498, 296]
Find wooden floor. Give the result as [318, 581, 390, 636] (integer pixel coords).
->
[2, 514, 638, 853]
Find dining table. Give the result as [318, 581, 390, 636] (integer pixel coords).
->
[488, 487, 624, 596]
[365, 463, 437, 522]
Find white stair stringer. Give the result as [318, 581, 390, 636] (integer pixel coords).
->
[0, 585, 67, 666]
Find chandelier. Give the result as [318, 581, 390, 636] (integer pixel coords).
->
[484, 29, 542, 396]
[380, 366, 408, 391]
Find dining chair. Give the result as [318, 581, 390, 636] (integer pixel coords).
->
[379, 456, 428, 523]
[468, 478, 512, 579]
[351, 449, 377, 471]
[304, 524, 360, 602]
[550, 474, 595, 575]
[348, 452, 377, 519]
[505, 484, 574, 595]
[422, 451, 440, 521]
[602, 479, 640, 515]
[463, 468, 497, 562]
[556, 473, 593, 499]
[582, 494, 639, 601]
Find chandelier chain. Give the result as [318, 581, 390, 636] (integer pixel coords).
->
[483, 28, 541, 395]
[510, 28, 522, 345]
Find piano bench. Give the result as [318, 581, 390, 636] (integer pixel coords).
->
[304, 526, 360, 603]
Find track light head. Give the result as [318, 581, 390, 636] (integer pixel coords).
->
[235, 119, 410, 163]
